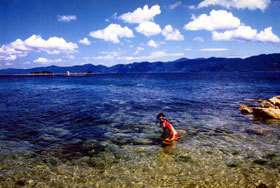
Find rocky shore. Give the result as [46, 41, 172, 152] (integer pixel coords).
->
[240, 96, 280, 119]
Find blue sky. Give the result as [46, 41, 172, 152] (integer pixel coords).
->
[1, 0, 280, 68]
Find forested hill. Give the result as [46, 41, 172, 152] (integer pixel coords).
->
[1, 53, 280, 75]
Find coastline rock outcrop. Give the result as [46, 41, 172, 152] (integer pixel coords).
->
[268, 96, 280, 108]
[240, 105, 253, 115]
[240, 96, 280, 119]
[253, 107, 280, 119]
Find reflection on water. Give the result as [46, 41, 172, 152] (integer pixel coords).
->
[0, 73, 279, 187]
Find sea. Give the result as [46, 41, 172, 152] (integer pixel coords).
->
[0, 72, 279, 187]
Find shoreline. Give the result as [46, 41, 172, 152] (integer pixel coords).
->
[1, 71, 280, 77]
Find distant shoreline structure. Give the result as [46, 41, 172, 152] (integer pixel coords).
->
[28, 71, 93, 77]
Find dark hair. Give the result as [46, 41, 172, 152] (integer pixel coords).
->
[157, 113, 165, 119]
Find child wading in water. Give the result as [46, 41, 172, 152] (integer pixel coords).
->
[157, 113, 178, 143]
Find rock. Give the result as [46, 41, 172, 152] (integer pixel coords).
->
[261, 100, 275, 108]
[240, 105, 253, 115]
[268, 96, 280, 107]
[253, 107, 280, 119]
[244, 98, 263, 102]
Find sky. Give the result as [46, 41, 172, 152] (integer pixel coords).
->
[1, 0, 280, 69]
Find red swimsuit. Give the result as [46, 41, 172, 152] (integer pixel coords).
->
[162, 120, 178, 141]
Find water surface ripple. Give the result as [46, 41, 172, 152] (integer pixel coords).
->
[0, 73, 279, 187]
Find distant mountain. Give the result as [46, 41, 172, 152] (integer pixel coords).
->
[1, 53, 280, 75]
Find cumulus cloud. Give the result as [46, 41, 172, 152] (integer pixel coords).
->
[148, 40, 157, 48]
[57, 15, 77, 22]
[256, 27, 280, 43]
[193, 36, 204, 42]
[119, 5, 161, 24]
[212, 26, 280, 43]
[33, 57, 62, 64]
[119, 5, 162, 38]
[184, 10, 240, 31]
[183, 9, 279, 43]
[0, 35, 78, 61]
[162, 25, 184, 41]
[198, 0, 270, 11]
[135, 21, 161, 37]
[79, 37, 91, 45]
[170, 1, 182, 10]
[89, 24, 134, 43]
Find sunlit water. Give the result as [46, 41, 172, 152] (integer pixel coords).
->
[0, 73, 279, 187]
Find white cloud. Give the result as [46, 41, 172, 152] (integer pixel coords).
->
[0, 35, 78, 61]
[86, 51, 123, 60]
[5, 55, 17, 61]
[198, 0, 270, 11]
[184, 10, 240, 31]
[133, 51, 184, 61]
[57, 15, 77, 22]
[148, 40, 158, 48]
[188, 5, 196, 9]
[200, 48, 228, 51]
[66, 55, 75, 60]
[93, 55, 114, 60]
[119, 5, 161, 24]
[256, 27, 280, 43]
[134, 46, 144, 54]
[86, 51, 184, 63]
[24, 35, 77, 54]
[105, 12, 118, 22]
[79, 38, 91, 45]
[212, 25, 257, 41]
[162, 25, 184, 41]
[185, 48, 192, 51]
[137, 46, 144, 51]
[193, 36, 204, 42]
[33, 57, 62, 64]
[116, 51, 184, 62]
[89, 24, 134, 43]
[212, 26, 280, 43]
[170, 1, 182, 10]
[135, 21, 161, 37]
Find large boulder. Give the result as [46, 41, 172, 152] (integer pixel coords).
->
[253, 107, 280, 119]
[268, 96, 280, 108]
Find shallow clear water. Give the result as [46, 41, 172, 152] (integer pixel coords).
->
[0, 73, 279, 187]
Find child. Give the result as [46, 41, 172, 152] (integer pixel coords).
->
[157, 113, 178, 141]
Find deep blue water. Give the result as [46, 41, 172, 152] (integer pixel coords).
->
[0, 72, 280, 150]
[0, 72, 280, 187]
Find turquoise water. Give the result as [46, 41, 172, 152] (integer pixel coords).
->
[0, 73, 279, 187]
